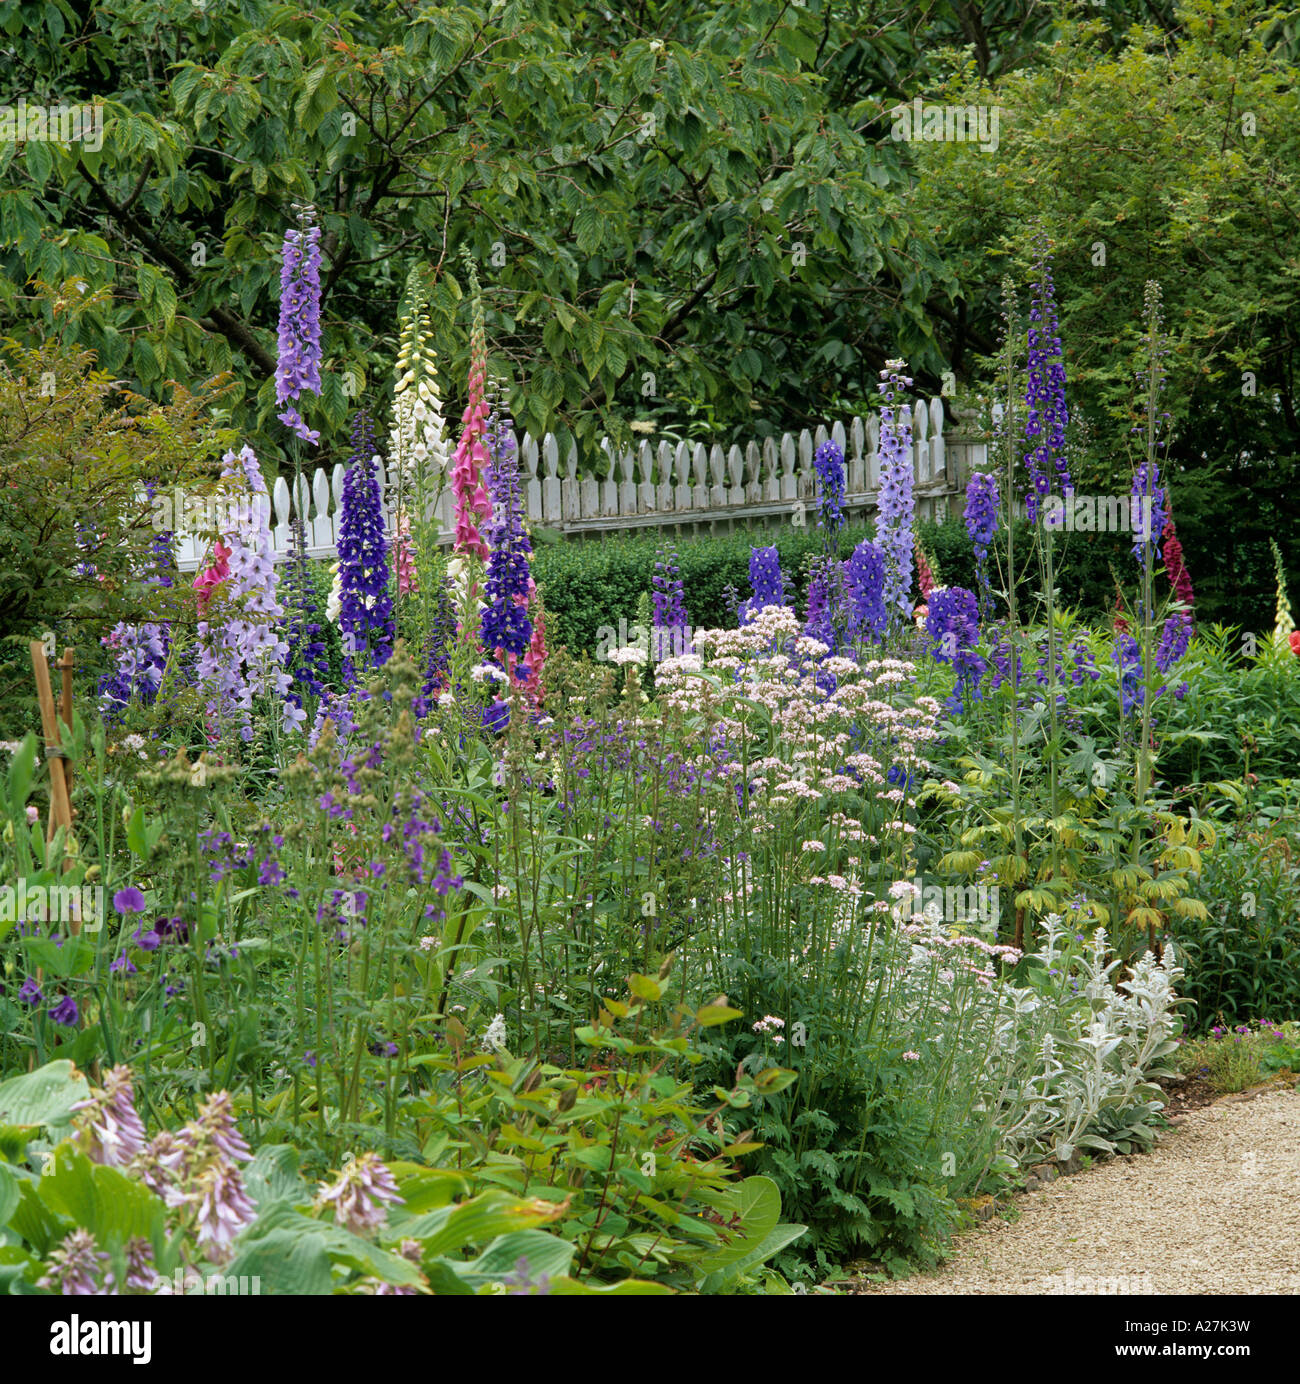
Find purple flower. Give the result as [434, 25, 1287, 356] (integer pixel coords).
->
[283, 511, 331, 703]
[1156, 611, 1192, 672]
[1023, 232, 1070, 523]
[875, 360, 915, 624]
[338, 410, 394, 685]
[926, 586, 986, 711]
[845, 538, 887, 643]
[318, 1153, 404, 1237]
[964, 470, 1000, 618]
[1130, 460, 1167, 562]
[652, 539, 691, 652]
[813, 439, 846, 539]
[37, 1229, 108, 1295]
[71, 1065, 147, 1167]
[480, 383, 534, 673]
[113, 887, 146, 915]
[50, 996, 78, 1026]
[110, 952, 137, 975]
[133, 927, 161, 952]
[739, 545, 785, 624]
[19, 977, 43, 1006]
[275, 204, 323, 444]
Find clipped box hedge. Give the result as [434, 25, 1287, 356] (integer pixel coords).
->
[531, 518, 1139, 660]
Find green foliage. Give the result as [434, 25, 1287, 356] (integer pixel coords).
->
[532, 521, 882, 656]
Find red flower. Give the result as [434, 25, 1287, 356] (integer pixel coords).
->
[1289, 630, 1300, 657]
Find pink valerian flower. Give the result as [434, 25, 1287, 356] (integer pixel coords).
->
[317, 1153, 405, 1237]
[37, 1229, 109, 1295]
[71, 1064, 148, 1168]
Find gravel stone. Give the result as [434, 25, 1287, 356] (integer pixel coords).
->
[857, 1086, 1300, 1295]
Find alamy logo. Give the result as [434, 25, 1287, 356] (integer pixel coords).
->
[50, 1316, 151, 1364]
[1040, 491, 1154, 537]
[150, 486, 271, 535]
[0, 880, 103, 932]
[892, 878, 999, 926]
[0, 99, 104, 152]
[890, 98, 1000, 154]
[594, 618, 694, 665]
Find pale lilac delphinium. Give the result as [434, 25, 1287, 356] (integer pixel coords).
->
[195, 445, 296, 739]
[276, 204, 323, 445]
[876, 359, 915, 626]
[317, 1153, 404, 1237]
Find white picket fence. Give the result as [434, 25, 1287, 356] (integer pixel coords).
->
[173, 397, 984, 571]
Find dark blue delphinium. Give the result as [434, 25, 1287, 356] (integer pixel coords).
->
[338, 411, 394, 686]
[813, 438, 846, 544]
[926, 586, 986, 712]
[480, 386, 533, 675]
[739, 545, 785, 624]
[845, 538, 887, 644]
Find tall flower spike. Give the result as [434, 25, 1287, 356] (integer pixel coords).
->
[276, 204, 323, 445]
[338, 410, 395, 685]
[451, 249, 492, 561]
[480, 377, 534, 682]
[739, 545, 785, 625]
[1161, 516, 1194, 617]
[876, 359, 915, 624]
[1271, 539, 1295, 647]
[389, 266, 449, 517]
[1023, 230, 1070, 525]
[194, 447, 295, 739]
[812, 439, 846, 542]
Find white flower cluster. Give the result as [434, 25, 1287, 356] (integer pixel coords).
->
[389, 288, 449, 504]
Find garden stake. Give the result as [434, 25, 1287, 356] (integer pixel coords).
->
[29, 640, 77, 874]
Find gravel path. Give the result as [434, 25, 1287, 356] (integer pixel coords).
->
[857, 1083, 1300, 1295]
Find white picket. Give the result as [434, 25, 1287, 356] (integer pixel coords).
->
[169, 398, 977, 568]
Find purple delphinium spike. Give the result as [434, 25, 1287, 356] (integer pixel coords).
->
[1023, 232, 1070, 524]
[813, 439, 846, 542]
[876, 360, 915, 624]
[276, 204, 323, 444]
[480, 382, 534, 678]
[652, 540, 691, 653]
[926, 586, 986, 712]
[845, 538, 887, 643]
[1130, 459, 1167, 563]
[964, 470, 1000, 618]
[338, 411, 394, 686]
[739, 545, 785, 625]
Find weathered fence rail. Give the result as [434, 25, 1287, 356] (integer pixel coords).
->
[174, 398, 986, 571]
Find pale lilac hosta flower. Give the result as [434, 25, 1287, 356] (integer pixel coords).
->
[133, 1092, 257, 1264]
[318, 1153, 404, 1237]
[876, 359, 915, 624]
[123, 1237, 162, 1293]
[276, 204, 323, 444]
[72, 1064, 147, 1168]
[191, 1159, 259, 1264]
[38, 1229, 109, 1295]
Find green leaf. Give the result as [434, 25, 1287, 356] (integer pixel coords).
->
[698, 1175, 781, 1273]
[224, 1227, 334, 1295]
[457, 1229, 576, 1284]
[392, 1189, 564, 1256]
[6, 733, 37, 816]
[695, 1003, 743, 1027]
[38, 1144, 166, 1248]
[575, 206, 603, 255]
[0, 1061, 89, 1134]
[0, 1162, 20, 1229]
